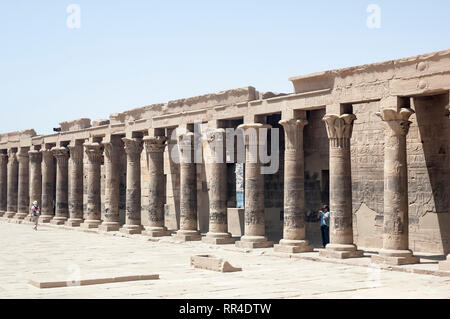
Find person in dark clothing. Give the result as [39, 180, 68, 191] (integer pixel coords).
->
[318, 205, 330, 248]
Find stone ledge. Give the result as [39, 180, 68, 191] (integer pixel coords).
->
[190, 255, 242, 273]
[274, 243, 314, 254]
[235, 240, 274, 249]
[202, 236, 238, 245]
[319, 248, 364, 259]
[29, 274, 159, 289]
[371, 254, 420, 266]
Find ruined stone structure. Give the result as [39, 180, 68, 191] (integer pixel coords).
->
[1, 50, 450, 269]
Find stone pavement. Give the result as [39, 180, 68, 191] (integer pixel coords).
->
[0, 220, 449, 299]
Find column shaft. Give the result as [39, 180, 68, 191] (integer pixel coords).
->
[372, 105, 419, 265]
[174, 132, 201, 241]
[120, 138, 143, 234]
[319, 113, 363, 259]
[51, 147, 69, 224]
[28, 150, 42, 220]
[40, 149, 54, 222]
[66, 144, 84, 227]
[5, 150, 18, 218]
[80, 142, 103, 228]
[235, 123, 273, 249]
[202, 129, 235, 244]
[99, 139, 121, 231]
[0, 154, 8, 216]
[142, 136, 169, 237]
[275, 119, 313, 253]
[15, 148, 29, 219]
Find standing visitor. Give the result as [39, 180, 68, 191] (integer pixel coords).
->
[30, 200, 40, 231]
[318, 205, 330, 248]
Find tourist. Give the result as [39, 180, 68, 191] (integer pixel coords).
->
[30, 200, 40, 231]
[318, 205, 330, 248]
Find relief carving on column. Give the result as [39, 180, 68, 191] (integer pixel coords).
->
[144, 136, 167, 153]
[84, 142, 103, 164]
[323, 114, 357, 148]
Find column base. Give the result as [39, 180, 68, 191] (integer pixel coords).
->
[439, 256, 450, 271]
[202, 232, 237, 245]
[14, 213, 27, 220]
[39, 215, 53, 223]
[65, 219, 83, 227]
[0, 210, 5, 217]
[142, 226, 170, 237]
[172, 230, 202, 241]
[371, 249, 420, 266]
[99, 222, 121, 232]
[50, 217, 67, 225]
[319, 243, 364, 259]
[5, 211, 16, 218]
[235, 236, 274, 249]
[274, 239, 314, 253]
[119, 225, 143, 235]
[80, 220, 102, 229]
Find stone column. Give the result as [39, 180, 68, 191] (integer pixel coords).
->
[202, 128, 235, 244]
[28, 149, 42, 213]
[142, 135, 169, 237]
[120, 138, 144, 234]
[173, 131, 201, 241]
[15, 148, 29, 220]
[274, 118, 313, 253]
[371, 104, 420, 265]
[319, 113, 363, 259]
[235, 123, 274, 248]
[40, 148, 55, 222]
[5, 149, 18, 218]
[80, 142, 103, 229]
[51, 147, 69, 225]
[99, 138, 121, 232]
[0, 154, 8, 217]
[66, 143, 84, 227]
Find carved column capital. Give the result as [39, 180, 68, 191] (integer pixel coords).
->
[52, 147, 69, 166]
[122, 138, 143, 162]
[40, 148, 54, 165]
[17, 148, 30, 164]
[68, 144, 84, 165]
[102, 140, 119, 163]
[143, 136, 167, 153]
[202, 128, 226, 163]
[84, 142, 103, 164]
[7, 150, 18, 167]
[279, 118, 308, 151]
[323, 114, 357, 148]
[376, 108, 415, 136]
[237, 123, 272, 146]
[28, 150, 42, 164]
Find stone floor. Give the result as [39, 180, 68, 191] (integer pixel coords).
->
[0, 220, 449, 299]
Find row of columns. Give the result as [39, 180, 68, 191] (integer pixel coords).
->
[0, 98, 442, 267]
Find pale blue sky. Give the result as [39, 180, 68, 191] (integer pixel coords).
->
[1, 1, 449, 135]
